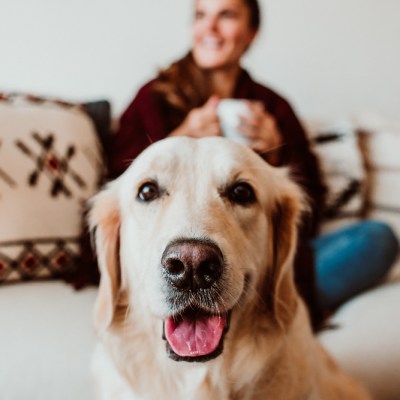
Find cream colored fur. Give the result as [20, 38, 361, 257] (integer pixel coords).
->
[89, 137, 370, 400]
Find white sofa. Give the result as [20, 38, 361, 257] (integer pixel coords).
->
[319, 272, 400, 400]
[0, 281, 97, 400]
[0, 98, 399, 400]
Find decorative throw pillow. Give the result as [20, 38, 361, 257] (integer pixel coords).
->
[356, 115, 400, 245]
[0, 93, 108, 283]
[305, 120, 369, 223]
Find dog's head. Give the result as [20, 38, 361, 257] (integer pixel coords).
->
[89, 137, 306, 363]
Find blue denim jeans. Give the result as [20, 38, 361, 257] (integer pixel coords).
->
[312, 220, 399, 310]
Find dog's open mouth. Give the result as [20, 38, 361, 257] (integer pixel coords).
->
[163, 308, 231, 362]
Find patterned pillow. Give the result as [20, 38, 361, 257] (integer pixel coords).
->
[0, 93, 107, 283]
[305, 120, 369, 224]
[356, 116, 400, 246]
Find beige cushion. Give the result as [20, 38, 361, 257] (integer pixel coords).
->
[356, 114, 400, 240]
[305, 119, 368, 223]
[0, 94, 103, 282]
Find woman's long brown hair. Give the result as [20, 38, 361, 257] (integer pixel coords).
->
[152, 0, 261, 131]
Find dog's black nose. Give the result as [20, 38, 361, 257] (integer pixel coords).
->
[161, 239, 223, 291]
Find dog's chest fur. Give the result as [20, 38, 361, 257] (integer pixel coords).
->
[94, 338, 231, 400]
[92, 310, 316, 400]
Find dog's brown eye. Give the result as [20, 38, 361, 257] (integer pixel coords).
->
[137, 182, 160, 202]
[227, 182, 256, 205]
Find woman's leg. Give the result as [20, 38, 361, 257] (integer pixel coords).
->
[312, 220, 399, 311]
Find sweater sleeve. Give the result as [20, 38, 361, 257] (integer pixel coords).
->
[275, 99, 326, 235]
[107, 82, 169, 179]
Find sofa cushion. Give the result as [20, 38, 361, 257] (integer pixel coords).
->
[0, 93, 107, 283]
[305, 120, 368, 225]
[318, 280, 400, 400]
[356, 114, 400, 242]
[0, 281, 97, 400]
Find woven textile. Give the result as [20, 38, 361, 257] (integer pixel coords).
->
[0, 93, 104, 282]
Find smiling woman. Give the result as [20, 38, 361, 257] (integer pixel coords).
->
[109, 0, 290, 175]
[108, 0, 326, 326]
[107, 0, 399, 330]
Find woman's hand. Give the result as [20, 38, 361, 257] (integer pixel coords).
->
[170, 96, 221, 138]
[238, 101, 282, 156]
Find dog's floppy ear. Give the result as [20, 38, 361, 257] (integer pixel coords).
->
[89, 184, 121, 333]
[265, 176, 307, 331]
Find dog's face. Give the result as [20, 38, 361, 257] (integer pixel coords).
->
[90, 137, 304, 363]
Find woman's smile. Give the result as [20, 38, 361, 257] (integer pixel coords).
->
[192, 0, 256, 70]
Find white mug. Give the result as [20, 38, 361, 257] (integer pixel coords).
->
[217, 99, 251, 145]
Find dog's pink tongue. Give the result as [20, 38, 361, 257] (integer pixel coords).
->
[165, 315, 225, 357]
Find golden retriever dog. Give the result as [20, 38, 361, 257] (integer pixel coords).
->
[89, 137, 370, 400]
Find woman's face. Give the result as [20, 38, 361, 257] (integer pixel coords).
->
[192, 0, 257, 70]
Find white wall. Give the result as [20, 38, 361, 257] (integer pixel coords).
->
[1, 0, 399, 120]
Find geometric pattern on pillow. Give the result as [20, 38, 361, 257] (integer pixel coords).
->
[0, 238, 80, 282]
[0, 92, 105, 283]
[15, 132, 87, 198]
[306, 120, 368, 220]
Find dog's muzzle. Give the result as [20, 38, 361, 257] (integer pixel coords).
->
[160, 238, 230, 362]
